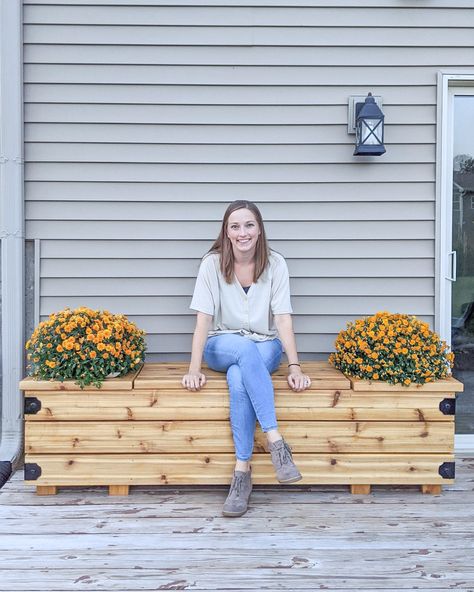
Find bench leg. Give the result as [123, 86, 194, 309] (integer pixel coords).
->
[351, 484, 371, 495]
[36, 486, 57, 496]
[421, 485, 442, 495]
[109, 485, 130, 496]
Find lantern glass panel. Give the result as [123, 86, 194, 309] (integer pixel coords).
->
[360, 118, 383, 145]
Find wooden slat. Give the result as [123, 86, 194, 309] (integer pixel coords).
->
[25, 420, 454, 454]
[350, 376, 463, 393]
[134, 361, 351, 390]
[23, 453, 455, 486]
[23, 390, 454, 422]
[19, 367, 142, 391]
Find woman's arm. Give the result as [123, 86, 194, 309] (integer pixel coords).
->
[274, 313, 311, 392]
[182, 311, 213, 391]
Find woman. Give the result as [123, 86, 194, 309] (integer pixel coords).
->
[182, 200, 311, 517]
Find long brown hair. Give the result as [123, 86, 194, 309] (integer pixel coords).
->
[208, 200, 270, 284]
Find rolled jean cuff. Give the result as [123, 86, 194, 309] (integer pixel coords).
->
[262, 424, 278, 433]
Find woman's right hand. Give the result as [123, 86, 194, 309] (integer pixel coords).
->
[182, 370, 207, 391]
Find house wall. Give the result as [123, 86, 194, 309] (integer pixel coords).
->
[23, 0, 474, 360]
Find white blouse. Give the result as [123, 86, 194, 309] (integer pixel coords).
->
[190, 250, 293, 342]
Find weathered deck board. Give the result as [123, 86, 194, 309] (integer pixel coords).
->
[0, 458, 473, 590]
[0, 569, 472, 590]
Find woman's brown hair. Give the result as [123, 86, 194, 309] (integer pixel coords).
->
[208, 200, 270, 284]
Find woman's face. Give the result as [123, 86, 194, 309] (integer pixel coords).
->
[226, 208, 261, 256]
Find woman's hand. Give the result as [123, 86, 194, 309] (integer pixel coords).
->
[287, 367, 311, 392]
[182, 370, 207, 391]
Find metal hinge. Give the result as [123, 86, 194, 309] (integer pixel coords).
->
[438, 461, 455, 480]
[439, 398, 456, 416]
[24, 463, 42, 481]
[24, 397, 42, 415]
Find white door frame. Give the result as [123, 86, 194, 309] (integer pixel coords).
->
[436, 72, 474, 453]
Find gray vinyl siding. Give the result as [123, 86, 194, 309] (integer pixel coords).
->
[23, 0, 474, 360]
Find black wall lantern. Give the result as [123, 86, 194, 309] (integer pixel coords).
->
[349, 93, 386, 156]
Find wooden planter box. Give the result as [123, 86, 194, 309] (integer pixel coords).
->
[20, 362, 463, 496]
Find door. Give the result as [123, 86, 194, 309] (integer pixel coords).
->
[450, 89, 474, 440]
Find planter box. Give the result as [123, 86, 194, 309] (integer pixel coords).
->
[20, 362, 463, 495]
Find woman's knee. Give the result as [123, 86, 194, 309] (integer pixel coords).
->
[226, 364, 246, 394]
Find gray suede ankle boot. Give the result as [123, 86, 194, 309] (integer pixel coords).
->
[222, 468, 252, 517]
[268, 438, 302, 483]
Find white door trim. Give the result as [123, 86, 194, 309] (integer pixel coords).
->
[436, 72, 474, 453]
[0, 1, 24, 476]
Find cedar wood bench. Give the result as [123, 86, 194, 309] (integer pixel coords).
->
[21, 361, 462, 496]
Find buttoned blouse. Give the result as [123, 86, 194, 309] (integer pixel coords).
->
[190, 250, 293, 342]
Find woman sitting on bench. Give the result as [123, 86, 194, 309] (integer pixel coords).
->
[182, 200, 311, 517]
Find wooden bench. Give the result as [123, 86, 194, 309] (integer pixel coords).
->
[20, 361, 463, 496]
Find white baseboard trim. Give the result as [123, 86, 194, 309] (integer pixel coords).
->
[455, 434, 474, 455]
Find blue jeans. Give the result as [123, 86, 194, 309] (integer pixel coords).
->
[204, 333, 283, 461]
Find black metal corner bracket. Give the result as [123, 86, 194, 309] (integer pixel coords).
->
[439, 398, 456, 416]
[24, 463, 42, 481]
[24, 397, 42, 415]
[438, 461, 455, 480]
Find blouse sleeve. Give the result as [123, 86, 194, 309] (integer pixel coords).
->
[270, 254, 293, 314]
[190, 255, 217, 316]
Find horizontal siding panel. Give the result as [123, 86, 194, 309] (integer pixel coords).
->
[24, 45, 474, 67]
[125, 313, 434, 335]
[25, 143, 435, 165]
[26, 220, 435, 240]
[41, 257, 434, 278]
[26, 201, 434, 221]
[23, 6, 474, 27]
[145, 333, 343, 354]
[72, 332, 340, 354]
[149, 351, 324, 360]
[25, 181, 435, 202]
[24, 123, 436, 145]
[23, 25, 474, 47]
[23, 1, 474, 8]
[40, 295, 434, 317]
[40, 240, 435, 259]
[121, 314, 424, 336]
[23, 64, 444, 85]
[24, 163, 435, 183]
[24, 84, 437, 106]
[41, 277, 434, 297]
[25, 104, 435, 125]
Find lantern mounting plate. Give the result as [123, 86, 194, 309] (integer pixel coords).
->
[348, 95, 383, 134]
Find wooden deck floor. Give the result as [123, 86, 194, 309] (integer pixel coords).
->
[1, 457, 474, 591]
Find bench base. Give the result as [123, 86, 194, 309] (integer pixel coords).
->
[34, 484, 444, 496]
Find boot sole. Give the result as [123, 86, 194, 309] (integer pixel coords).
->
[222, 509, 248, 517]
[278, 474, 302, 484]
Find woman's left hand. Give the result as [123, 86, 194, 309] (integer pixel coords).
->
[287, 367, 311, 392]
